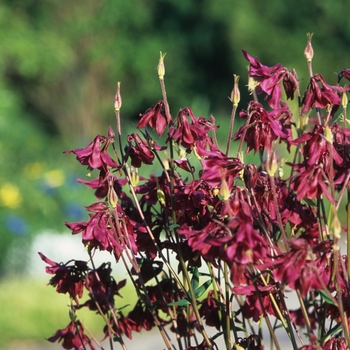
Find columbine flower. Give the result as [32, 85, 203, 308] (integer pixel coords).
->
[266, 238, 322, 296]
[323, 337, 347, 350]
[233, 283, 280, 322]
[38, 252, 88, 303]
[291, 124, 342, 166]
[65, 201, 137, 260]
[199, 290, 222, 330]
[200, 151, 244, 188]
[168, 107, 218, 156]
[301, 73, 341, 113]
[125, 133, 165, 168]
[80, 263, 126, 314]
[242, 50, 293, 108]
[234, 101, 292, 154]
[127, 300, 156, 332]
[65, 134, 118, 171]
[290, 163, 334, 203]
[137, 100, 170, 137]
[47, 320, 95, 350]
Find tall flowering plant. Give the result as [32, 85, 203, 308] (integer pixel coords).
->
[40, 35, 350, 350]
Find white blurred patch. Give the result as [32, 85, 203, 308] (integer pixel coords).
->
[28, 231, 117, 278]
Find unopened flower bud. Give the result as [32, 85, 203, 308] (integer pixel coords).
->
[304, 33, 314, 62]
[230, 74, 240, 106]
[220, 177, 230, 201]
[342, 91, 348, 109]
[130, 166, 139, 187]
[324, 125, 333, 144]
[266, 154, 278, 177]
[108, 181, 118, 208]
[158, 51, 166, 79]
[157, 188, 166, 206]
[114, 82, 122, 111]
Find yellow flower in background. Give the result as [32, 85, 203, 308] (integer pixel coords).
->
[24, 162, 44, 180]
[44, 169, 65, 188]
[0, 183, 22, 208]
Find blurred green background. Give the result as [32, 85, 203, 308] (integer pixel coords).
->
[1, 0, 349, 348]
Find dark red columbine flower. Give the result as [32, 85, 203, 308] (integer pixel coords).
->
[301, 73, 341, 113]
[38, 252, 88, 303]
[125, 132, 166, 168]
[168, 107, 218, 155]
[104, 312, 136, 340]
[174, 179, 214, 228]
[137, 100, 170, 137]
[266, 238, 322, 296]
[234, 101, 292, 154]
[199, 290, 222, 330]
[200, 151, 244, 188]
[47, 320, 95, 350]
[290, 163, 334, 203]
[65, 201, 138, 260]
[243, 50, 294, 109]
[127, 300, 156, 332]
[283, 69, 299, 100]
[323, 337, 347, 350]
[338, 68, 350, 83]
[80, 262, 126, 314]
[65, 134, 118, 171]
[290, 124, 343, 176]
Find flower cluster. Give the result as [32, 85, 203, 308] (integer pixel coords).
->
[41, 37, 350, 350]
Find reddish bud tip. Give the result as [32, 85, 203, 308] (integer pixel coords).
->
[304, 33, 314, 62]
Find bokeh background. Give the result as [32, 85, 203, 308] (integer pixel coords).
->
[0, 0, 349, 348]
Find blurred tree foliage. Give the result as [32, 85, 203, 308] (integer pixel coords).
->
[0, 0, 349, 276]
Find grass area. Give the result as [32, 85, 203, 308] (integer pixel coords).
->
[0, 276, 137, 349]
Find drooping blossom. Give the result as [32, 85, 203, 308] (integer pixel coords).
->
[233, 282, 281, 322]
[338, 68, 350, 83]
[301, 73, 341, 113]
[79, 262, 126, 314]
[265, 238, 322, 296]
[125, 132, 166, 168]
[290, 163, 334, 203]
[168, 107, 218, 155]
[243, 50, 296, 108]
[65, 135, 118, 171]
[200, 151, 244, 188]
[38, 252, 88, 303]
[47, 320, 95, 350]
[199, 290, 223, 330]
[323, 337, 347, 350]
[65, 201, 138, 260]
[174, 179, 215, 228]
[234, 101, 292, 154]
[137, 100, 169, 137]
[290, 124, 343, 176]
[127, 300, 156, 332]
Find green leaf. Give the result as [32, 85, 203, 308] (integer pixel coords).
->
[194, 280, 211, 299]
[168, 298, 190, 307]
[168, 223, 180, 230]
[191, 266, 200, 291]
[319, 290, 335, 305]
